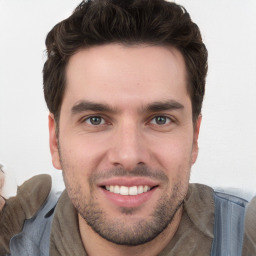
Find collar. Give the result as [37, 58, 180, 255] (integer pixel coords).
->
[50, 190, 87, 256]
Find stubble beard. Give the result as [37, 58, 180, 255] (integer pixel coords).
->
[62, 163, 188, 246]
[80, 185, 183, 246]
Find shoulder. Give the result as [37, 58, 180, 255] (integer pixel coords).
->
[208, 186, 248, 256]
[0, 174, 62, 256]
[9, 188, 61, 256]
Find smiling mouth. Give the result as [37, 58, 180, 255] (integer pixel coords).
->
[102, 185, 157, 196]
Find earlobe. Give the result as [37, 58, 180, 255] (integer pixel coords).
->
[192, 115, 202, 164]
[48, 113, 62, 170]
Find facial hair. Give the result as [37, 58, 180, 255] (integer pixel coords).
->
[62, 163, 187, 246]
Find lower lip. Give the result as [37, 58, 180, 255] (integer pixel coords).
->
[100, 187, 157, 208]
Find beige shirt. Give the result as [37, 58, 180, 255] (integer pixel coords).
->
[50, 184, 215, 256]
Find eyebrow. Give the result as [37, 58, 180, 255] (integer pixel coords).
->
[71, 101, 118, 115]
[145, 100, 184, 112]
[71, 99, 184, 115]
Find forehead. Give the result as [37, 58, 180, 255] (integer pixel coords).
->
[63, 44, 189, 111]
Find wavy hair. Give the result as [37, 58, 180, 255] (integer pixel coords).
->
[43, 0, 208, 129]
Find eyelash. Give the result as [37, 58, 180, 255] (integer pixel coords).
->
[82, 114, 174, 127]
[83, 116, 107, 126]
[149, 116, 173, 126]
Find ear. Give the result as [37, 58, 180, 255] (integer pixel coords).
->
[191, 115, 202, 164]
[48, 113, 62, 170]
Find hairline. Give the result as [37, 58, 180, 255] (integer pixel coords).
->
[53, 42, 198, 136]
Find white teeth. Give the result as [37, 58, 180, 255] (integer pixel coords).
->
[120, 186, 129, 195]
[144, 185, 150, 192]
[105, 185, 152, 195]
[138, 185, 144, 194]
[129, 186, 138, 195]
[114, 185, 120, 194]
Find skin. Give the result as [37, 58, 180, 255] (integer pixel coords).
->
[0, 170, 5, 210]
[49, 44, 201, 256]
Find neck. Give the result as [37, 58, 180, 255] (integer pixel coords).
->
[78, 206, 183, 256]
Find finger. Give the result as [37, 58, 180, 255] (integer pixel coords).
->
[0, 170, 17, 199]
[0, 169, 5, 194]
[0, 196, 5, 211]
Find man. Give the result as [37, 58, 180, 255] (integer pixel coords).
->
[0, 0, 250, 255]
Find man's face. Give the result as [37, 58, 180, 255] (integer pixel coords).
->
[49, 44, 201, 245]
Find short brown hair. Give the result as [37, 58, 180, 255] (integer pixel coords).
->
[43, 0, 208, 127]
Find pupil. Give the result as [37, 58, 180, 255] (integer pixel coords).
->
[156, 116, 166, 125]
[90, 116, 101, 125]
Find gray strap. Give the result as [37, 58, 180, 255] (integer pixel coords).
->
[9, 190, 60, 256]
[211, 192, 247, 256]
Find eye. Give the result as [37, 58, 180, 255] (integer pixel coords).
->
[84, 116, 106, 125]
[150, 116, 171, 125]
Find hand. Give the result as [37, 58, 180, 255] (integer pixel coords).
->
[0, 169, 5, 210]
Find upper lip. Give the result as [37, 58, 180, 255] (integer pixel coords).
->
[97, 177, 159, 188]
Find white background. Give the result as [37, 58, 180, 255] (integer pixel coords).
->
[0, 0, 255, 194]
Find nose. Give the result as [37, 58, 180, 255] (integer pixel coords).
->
[107, 120, 149, 171]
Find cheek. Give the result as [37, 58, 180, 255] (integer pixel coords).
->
[151, 134, 194, 176]
[60, 133, 107, 170]
[60, 145, 92, 203]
